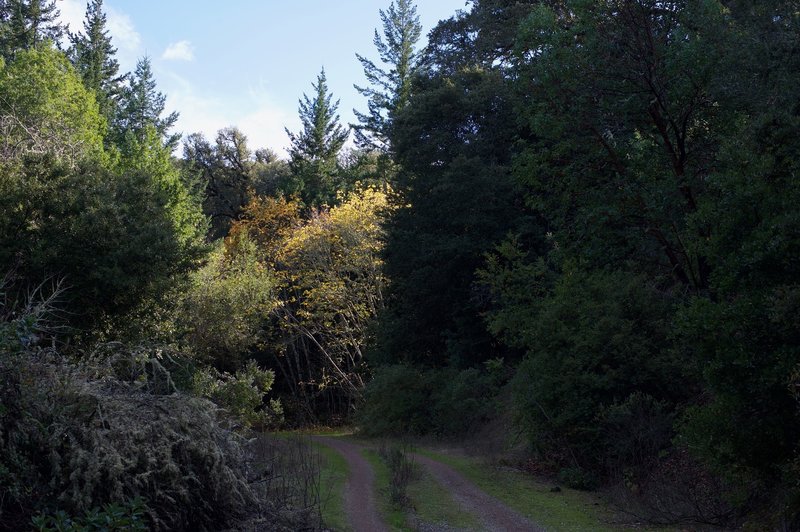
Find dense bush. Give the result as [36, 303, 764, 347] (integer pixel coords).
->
[359, 364, 498, 437]
[32, 498, 148, 532]
[430, 367, 497, 436]
[489, 268, 687, 476]
[192, 360, 283, 430]
[0, 301, 268, 531]
[359, 364, 435, 436]
[600, 392, 674, 479]
[176, 237, 274, 372]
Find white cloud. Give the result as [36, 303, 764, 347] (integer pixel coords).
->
[162, 73, 294, 158]
[106, 7, 142, 53]
[59, 0, 86, 36]
[162, 40, 194, 62]
[237, 85, 296, 158]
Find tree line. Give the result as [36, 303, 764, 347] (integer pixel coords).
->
[362, 0, 800, 527]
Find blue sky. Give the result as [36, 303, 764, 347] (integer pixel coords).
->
[58, 0, 469, 156]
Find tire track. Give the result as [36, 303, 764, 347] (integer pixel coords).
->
[412, 453, 545, 532]
[314, 436, 388, 532]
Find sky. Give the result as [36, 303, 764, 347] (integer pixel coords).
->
[58, 0, 470, 157]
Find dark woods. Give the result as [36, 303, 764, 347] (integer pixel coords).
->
[369, 0, 800, 527]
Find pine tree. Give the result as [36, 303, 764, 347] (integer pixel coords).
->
[69, 0, 124, 123]
[0, 0, 64, 59]
[353, 0, 422, 151]
[114, 56, 180, 150]
[285, 68, 349, 207]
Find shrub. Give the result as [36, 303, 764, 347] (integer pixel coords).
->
[192, 360, 283, 430]
[557, 467, 598, 491]
[505, 270, 684, 473]
[431, 367, 497, 436]
[600, 392, 674, 478]
[359, 365, 434, 436]
[177, 238, 274, 372]
[32, 498, 147, 532]
[0, 305, 256, 530]
[378, 442, 415, 508]
[360, 365, 500, 437]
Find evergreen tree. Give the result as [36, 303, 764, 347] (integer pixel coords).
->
[353, 0, 422, 151]
[0, 0, 64, 60]
[285, 68, 349, 207]
[69, 0, 124, 123]
[114, 56, 180, 150]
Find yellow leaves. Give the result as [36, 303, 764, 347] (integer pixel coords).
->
[227, 194, 302, 261]
[202, 186, 389, 391]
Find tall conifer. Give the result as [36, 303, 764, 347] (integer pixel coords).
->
[114, 56, 180, 150]
[69, 0, 123, 123]
[286, 68, 349, 207]
[0, 0, 64, 59]
[353, 0, 422, 151]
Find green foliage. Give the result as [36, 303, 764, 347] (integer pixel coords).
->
[430, 367, 497, 436]
[600, 392, 673, 475]
[113, 56, 179, 150]
[557, 468, 598, 492]
[0, 45, 106, 164]
[511, 0, 729, 290]
[633, 8, 800, 505]
[337, 148, 397, 192]
[0, 46, 203, 332]
[0, 0, 64, 60]
[286, 68, 349, 207]
[183, 127, 279, 240]
[353, 0, 422, 150]
[359, 364, 434, 435]
[502, 269, 683, 471]
[0, 155, 204, 329]
[32, 498, 147, 532]
[192, 360, 283, 429]
[359, 364, 497, 437]
[177, 238, 274, 371]
[377, 63, 531, 368]
[377, 442, 414, 508]
[117, 123, 208, 255]
[68, 0, 124, 124]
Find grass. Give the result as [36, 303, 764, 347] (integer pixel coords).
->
[406, 464, 481, 530]
[362, 448, 412, 531]
[312, 441, 350, 531]
[310, 432, 642, 531]
[416, 448, 624, 531]
[362, 443, 481, 531]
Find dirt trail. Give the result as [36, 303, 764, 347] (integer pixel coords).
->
[313, 436, 387, 532]
[412, 453, 545, 532]
[315, 436, 543, 532]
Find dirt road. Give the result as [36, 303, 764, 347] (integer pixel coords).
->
[413, 453, 544, 532]
[315, 436, 544, 531]
[314, 436, 388, 532]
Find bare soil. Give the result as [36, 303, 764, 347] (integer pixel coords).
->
[314, 436, 388, 532]
[412, 453, 545, 532]
[315, 435, 546, 531]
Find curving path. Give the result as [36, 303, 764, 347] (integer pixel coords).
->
[315, 435, 545, 532]
[412, 453, 544, 532]
[313, 436, 388, 532]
